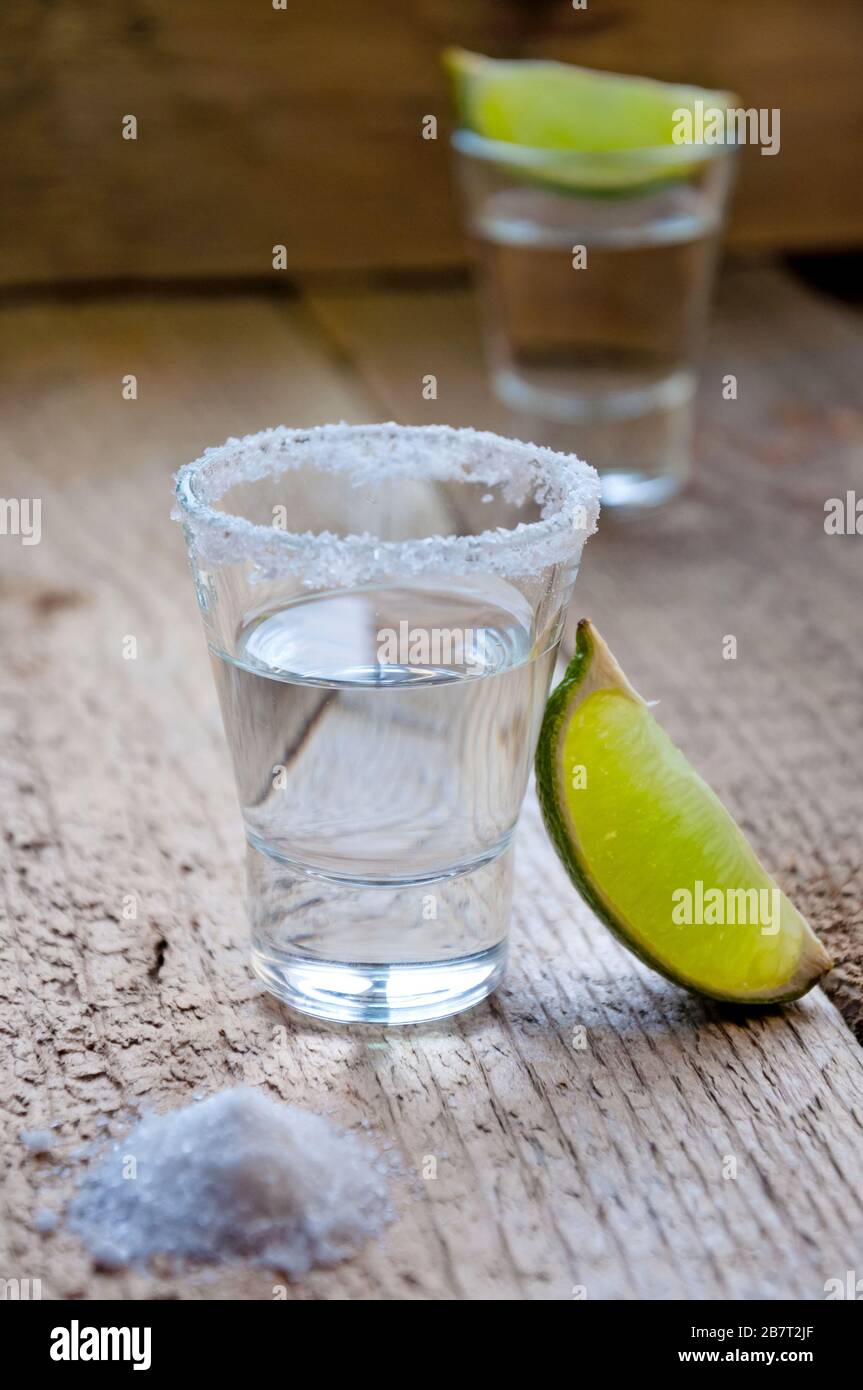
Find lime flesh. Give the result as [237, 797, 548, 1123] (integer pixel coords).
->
[535, 621, 831, 1003]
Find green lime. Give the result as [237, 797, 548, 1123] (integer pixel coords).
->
[535, 620, 831, 1003]
[445, 48, 733, 193]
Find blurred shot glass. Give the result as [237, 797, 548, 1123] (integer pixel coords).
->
[453, 130, 736, 512]
[174, 424, 598, 1024]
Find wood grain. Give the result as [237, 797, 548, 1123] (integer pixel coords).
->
[1, 0, 861, 287]
[1, 268, 862, 1301]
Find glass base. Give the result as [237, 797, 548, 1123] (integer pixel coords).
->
[246, 839, 514, 1024]
[599, 468, 685, 512]
[493, 366, 693, 514]
[252, 941, 507, 1025]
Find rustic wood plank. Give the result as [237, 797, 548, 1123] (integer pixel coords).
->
[1, 276, 862, 1303]
[2, 0, 861, 286]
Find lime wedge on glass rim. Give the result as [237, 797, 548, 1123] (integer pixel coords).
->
[535, 621, 832, 1003]
[445, 48, 734, 194]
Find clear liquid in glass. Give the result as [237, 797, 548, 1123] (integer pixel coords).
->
[211, 578, 559, 1021]
[472, 183, 721, 509]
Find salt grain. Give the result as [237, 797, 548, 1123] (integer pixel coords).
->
[20, 1128, 55, 1155]
[66, 1086, 393, 1275]
[173, 423, 600, 588]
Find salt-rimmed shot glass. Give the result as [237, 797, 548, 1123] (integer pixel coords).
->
[174, 424, 599, 1024]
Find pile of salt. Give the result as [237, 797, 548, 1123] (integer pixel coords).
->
[66, 1086, 392, 1275]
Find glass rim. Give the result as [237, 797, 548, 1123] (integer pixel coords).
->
[451, 126, 738, 173]
[172, 423, 600, 587]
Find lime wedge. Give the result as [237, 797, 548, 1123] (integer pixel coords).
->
[535, 620, 832, 1003]
[445, 48, 733, 193]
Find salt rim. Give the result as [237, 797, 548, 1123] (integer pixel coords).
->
[172, 423, 600, 588]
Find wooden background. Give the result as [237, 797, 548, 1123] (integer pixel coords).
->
[2, 0, 863, 1304]
[2, 0, 862, 287]
[1, 262, 863, 1299]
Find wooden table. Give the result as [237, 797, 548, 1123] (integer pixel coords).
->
[2, 261, 862, 1300]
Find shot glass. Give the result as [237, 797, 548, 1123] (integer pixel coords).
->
[174, 424, 599, 1024]
[452, 132, 736, 512]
